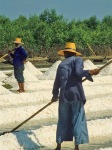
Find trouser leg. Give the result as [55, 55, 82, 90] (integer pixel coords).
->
[71, 101, 89, 145]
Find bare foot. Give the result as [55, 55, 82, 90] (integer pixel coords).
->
[17, 89, 21, 92]
[20, 90, 25, 92]
[17, 89, 25, 92]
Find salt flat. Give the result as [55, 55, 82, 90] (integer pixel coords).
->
[0, 60, 112, 150]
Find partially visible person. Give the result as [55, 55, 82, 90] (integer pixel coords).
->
[9, 38, 28, 92]
[51, 42, 99, 150]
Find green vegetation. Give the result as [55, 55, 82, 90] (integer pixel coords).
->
[0, 9, 112, 61]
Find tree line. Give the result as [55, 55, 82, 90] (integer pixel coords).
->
[0, 9, 112, 58]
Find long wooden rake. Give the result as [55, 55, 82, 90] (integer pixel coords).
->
[0, 102, 53, 136]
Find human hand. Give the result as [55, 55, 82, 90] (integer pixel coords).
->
[89, 69, 100, 75]
[51, 97, 58, 102]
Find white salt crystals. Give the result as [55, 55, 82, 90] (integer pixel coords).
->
[95, 148, 112, 150]
[39, 60, 61, 80]
[0, 84, 11, 94]
[84, 59, 98, 70]
[0, 59, 112, 150]
[25, 61, 43, 76]
[99, 59, 112, 76]
[0, 71, 8, 81]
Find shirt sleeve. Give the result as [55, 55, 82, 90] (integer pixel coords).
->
[20, 47, 28, 61]
[74, 57, 93, 82]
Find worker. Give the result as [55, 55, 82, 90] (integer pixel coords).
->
[9, 38, 28, 92]
[51, 42, 99, 150]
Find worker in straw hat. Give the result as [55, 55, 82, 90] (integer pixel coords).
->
[51, 42, 99, 150]
[9, 38, 28, 92]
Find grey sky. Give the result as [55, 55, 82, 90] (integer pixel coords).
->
[0, 0, 112, 21]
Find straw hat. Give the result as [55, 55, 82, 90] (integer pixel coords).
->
[58, 42, 82, 56]
[13, 38, 24, 44]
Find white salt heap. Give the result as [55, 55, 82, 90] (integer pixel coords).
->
[25, 61, 43, 76]
[99, 59, 112, 76]
[4, 67, 39, 89]
[0, 59, 112, 150]
[0, 71, 8, 81]
[84, 59, 98, 70]
[39, 60, 61, 80]
[0, 84, 11, 94]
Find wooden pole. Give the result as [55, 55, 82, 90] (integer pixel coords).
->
[87, 43, 96, 56]
[0, 101, 53, 136]
[0, 49, 14, 61]
[82, 59, 112, 82]
[0, 53, 9, 60]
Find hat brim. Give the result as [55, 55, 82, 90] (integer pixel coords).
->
[58, 49, 82, 56]
[13, 41, 24, 44]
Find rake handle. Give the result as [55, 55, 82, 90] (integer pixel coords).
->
[82, 59, 112, 82]
[0, 101, 53, 136]
[0, 49, 14, 60]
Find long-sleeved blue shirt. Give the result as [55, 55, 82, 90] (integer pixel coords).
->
[10, 46, 28, 67]
[52, 56, 93, 104]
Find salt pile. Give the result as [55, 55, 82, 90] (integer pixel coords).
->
[0, 84, 11, 94]
[3, 61, 42, 88]
[84, 59, 97, 70]
[39, 59, 98, 80]
[25, 61, 43, 76]
[0, 59, 112, 150]
[99, 59, 112, 76]
[4, 68, 39, 88]
[0, 71, 8, 81]
[83, 75, 112, 86]
[39, 60, 61, 80]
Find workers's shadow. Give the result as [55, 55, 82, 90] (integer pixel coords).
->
[13, 130, 42, 150]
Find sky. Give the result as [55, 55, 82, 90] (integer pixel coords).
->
[0, 0, 112, 21]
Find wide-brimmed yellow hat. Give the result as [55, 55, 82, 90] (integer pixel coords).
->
[13, 38, 24, 44]
[58, 42, 82, 56]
